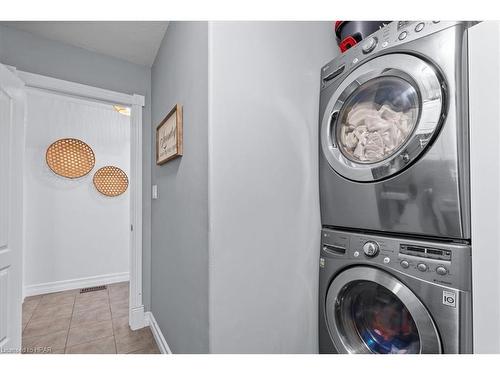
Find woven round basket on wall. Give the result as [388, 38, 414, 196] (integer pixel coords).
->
[93, 166, 129, 197]
[46, 138, 96, 179]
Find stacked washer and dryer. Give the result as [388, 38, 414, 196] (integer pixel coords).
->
[318, 21, 473, 354]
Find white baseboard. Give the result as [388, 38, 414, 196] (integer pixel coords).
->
[130, 305, 145, 330]
[145, 311, 171, 354]
[24, 272, 130, 297]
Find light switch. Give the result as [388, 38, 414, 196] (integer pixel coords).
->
[152, 184, 158, 199]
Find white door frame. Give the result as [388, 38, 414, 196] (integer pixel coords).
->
[0, 64, 25, 352]
[13, 68, 146, 330]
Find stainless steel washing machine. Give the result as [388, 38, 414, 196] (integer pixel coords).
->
[319, 228, 472, 354]
[319, 21, 471, 239]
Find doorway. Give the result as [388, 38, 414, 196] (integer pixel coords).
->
[13, 67, 145, 351]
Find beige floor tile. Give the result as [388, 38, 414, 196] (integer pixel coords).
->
[110, 300, 128, 319]
[109, 284, 128, 293]
[112, 316, 132, 338]
[67, 320, 114, 347]
[71, 305, 112, 326]
[24, 295, 42, 303]
[128, 342, 161, 354]
[53, 288, 79, 295]
[22, 311, 32, 332]
[31, 302, 74, 320]
[108, 282, 129, 291]
[22, 329, 68, 353]
[22, 299, 41, 331]
[115, 327, 155, 354]
[109, 289, 128, 303]
[19, 284, 137, 355]
[23, 299, 41, 314]
[65, 336, 117, 354]
[39, 292, 76, 307]
[23, 316, 71, 338]
[73, 298, 110, 313]
[75, 290, 109, 305]
[109, 283, 129, 292]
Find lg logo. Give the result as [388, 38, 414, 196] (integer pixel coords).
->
[443, 290, 456, 308]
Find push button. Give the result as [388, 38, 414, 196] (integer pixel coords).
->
[398, 31, 408, 40]
[361, 37, 377, 53]
[400, 260, 409, 269]
[417, 263, 428, 272]
[436, 266, 448, 276]
[415, 22, 425, 32]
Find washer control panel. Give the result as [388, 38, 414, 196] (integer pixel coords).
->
[321, 228, 471, 290]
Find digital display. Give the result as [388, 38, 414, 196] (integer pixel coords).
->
[406, 245, 425, 253]
[400, 244, 451, 261]
[426, 249, 443, 255]
[397, 21, 415, 30]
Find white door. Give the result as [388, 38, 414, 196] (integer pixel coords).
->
[0, 64, 25, 354]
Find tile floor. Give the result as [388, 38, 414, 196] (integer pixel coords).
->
[22, 282, 160, 354]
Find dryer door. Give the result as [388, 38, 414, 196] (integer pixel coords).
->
[325, 266, 442, 354]
[320, 53, 445, 182]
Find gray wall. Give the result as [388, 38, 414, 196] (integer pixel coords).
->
[208, 21, 337, 353]
[0, 24, 153, 311]
[150, 21, 210, 353]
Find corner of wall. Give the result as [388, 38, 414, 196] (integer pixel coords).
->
[206, 20, 215, 355]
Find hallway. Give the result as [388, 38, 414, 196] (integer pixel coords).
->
[21, 282, 159, 354]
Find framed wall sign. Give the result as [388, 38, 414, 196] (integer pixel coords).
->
[156, 104, 183, 165]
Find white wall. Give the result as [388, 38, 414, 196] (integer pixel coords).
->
[208, 22, 337, 353]
[24, 90, 130, 293]
[469, 21, 500, 353]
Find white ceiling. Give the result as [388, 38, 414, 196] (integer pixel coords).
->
[1, 21, 169, 67]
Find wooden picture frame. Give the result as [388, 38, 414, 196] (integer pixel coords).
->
[156, 104, 183, 165]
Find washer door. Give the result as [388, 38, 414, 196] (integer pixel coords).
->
[321, 53, 445, 182]
[325, 267, 442, 354]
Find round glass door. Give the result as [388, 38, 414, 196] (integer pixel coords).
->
[321, 54, 445, 182]
[325, 267, 441, 354]
[337, 76, 420, 164]
[336, 280, 420, 354]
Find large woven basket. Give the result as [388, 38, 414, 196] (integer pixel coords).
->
[46, 138, 95, 179]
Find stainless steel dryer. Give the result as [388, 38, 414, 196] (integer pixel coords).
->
[319, 21, 470, 239]
[319, 228, 472, 354]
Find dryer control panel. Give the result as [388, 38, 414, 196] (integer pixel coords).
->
[321, 228, 471, 291]
[320, 21, 470, 90]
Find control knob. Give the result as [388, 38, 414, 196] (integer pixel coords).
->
[363, 241, 379, 257]
[361, 37, 378, 54]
